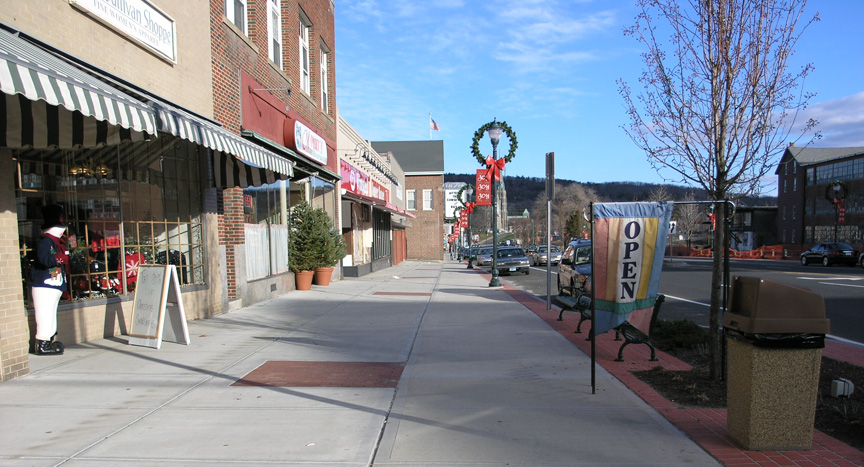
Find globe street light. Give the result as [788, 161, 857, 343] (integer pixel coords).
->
[466, 185, 475, 269]
[488, 119, 502, 287]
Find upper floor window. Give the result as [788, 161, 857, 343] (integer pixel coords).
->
[407, 190, 416, 211]
[268, 0, 282, 68]
[423, 189, 433, 210]
[320, 46, 330, 113]
[226, 0, 247, 34]
[299, 12, 311, 94]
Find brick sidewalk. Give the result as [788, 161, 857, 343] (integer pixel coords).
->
[479, 271, 864, 467]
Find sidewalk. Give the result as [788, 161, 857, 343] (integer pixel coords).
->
[0, 260, 857, 466]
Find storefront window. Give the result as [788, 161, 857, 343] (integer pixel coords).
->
[16, 137, 206, 304]
[243, 180, 289, 280]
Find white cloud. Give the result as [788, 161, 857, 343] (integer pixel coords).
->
[799, 92, 864, 147]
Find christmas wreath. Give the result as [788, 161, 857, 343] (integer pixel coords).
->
[471, 120, 517, 165]
[824, 180, 849, 203]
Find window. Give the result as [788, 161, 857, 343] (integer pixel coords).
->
[407, 190, 416, 211]
[423, 189, 433, 210]
[17, 138, 206, 304]
[226, 0, 247, 34]
[319, 46, 329, 113]
[267, 0, 282, 68]
[298, 13, 311, 94]
[792, 206, 796, 220]
[243, 181, 289, 280]
[793, 177, 797, 192]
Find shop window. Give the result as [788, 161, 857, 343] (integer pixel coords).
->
[226, 0, 247, 35]
[243, 181, 288, 280]
[268, 0, 282, 68]
[16, 137, 206, 305]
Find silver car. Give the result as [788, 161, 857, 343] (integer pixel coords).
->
[495, 247, 531, 275]
[475, 247, 494, 266]
[531, 245, 562, 266]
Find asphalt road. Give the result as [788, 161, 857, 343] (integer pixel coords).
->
[480, 257, 864, 345]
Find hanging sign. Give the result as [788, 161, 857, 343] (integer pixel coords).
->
[128, 264, 190, 349]
[476, 169, 491, 206]
[70, 0, 177, 62]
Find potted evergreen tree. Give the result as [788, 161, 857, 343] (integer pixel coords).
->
[288, 201, 319, 290]
[288, 201, 345, 289]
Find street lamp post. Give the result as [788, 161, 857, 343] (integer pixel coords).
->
[466, 185, 475, 269]
[488, 120, 503, 287]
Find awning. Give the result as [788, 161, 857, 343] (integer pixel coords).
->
[342, 190, 413, 218]
[243, 130, 339, 182]
[155, 102, 294, 181]
[0, 28, 157, 147]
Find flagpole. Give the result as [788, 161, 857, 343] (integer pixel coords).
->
[429, 112, 432, 140]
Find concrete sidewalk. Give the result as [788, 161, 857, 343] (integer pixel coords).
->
[1, 260, 720, 466]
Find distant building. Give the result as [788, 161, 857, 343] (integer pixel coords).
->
[730, 206, 778, 251]
[372, 141, 445, 261]
[776, 145, 864, 249]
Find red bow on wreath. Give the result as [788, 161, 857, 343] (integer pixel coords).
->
[465, 202, 475, 214]
[485, 155, 506, 181]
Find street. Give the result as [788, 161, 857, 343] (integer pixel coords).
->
[478, 257, 864, 345]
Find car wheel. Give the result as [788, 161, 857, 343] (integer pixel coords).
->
[524, 269, 529, 275]
[822, 256, 830, 267]
[860, 256, 864, 269]
[800, 256, 808, 266]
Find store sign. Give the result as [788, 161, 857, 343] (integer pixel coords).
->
[292, 120, 327, 165]
[70, 0, 177, 62]
[371, 180, 389, 203]
[476, 169, 491, 206]
[340, 160, 369, 196]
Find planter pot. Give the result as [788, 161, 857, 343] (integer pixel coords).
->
[295, 270, 314, 290]
[314, 267, 334, 286]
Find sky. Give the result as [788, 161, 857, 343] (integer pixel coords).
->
[334, 0, 864, 195]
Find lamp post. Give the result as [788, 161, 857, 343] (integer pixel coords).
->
[488, 120, 503, 287]
[830, 182, 847, 243]
[466, 185, 475, 269]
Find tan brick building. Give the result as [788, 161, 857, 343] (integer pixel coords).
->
[371, 141, 445, 261]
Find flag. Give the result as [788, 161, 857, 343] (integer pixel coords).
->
[591, 202, 674, 335]
[430, 118, 440, 131]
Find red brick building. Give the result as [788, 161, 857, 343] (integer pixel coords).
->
[372, 141, 445, 261]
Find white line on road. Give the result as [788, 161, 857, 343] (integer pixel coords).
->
[819, 282, 864, 288]
[662, 294, 710, 307]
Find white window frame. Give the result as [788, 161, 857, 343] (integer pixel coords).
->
[407, 190, 416, 211]
[319, 46, 329, 113]
[422, 189, 433, 211]
[267, 0, 282, 68]
[225, 0, 247, 35]
[299, 13, 311, 94]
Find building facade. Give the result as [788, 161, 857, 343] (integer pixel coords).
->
[776, 145, 864, 251]
[372, 141, 445, 261]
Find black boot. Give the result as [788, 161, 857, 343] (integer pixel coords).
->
[50, 333, 64, 353]
[36, 339, 63, 355]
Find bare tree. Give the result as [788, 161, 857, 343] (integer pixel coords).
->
[532, 182, 600, 245]
[618, 0, 819, 379]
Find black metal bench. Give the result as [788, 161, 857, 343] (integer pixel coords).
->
[552, 290, 666, 362]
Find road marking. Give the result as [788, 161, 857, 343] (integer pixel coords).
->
[819, 282, 864, 288]
[662, 294, 710, 307]
[798, 276, 863, 281]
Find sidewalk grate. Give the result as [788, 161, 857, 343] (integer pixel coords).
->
[232, 361, 405, 388]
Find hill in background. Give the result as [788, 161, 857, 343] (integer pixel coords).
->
[444, 173, 777, 214]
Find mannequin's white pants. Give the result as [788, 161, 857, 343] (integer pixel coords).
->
[32, 287, 62, 341]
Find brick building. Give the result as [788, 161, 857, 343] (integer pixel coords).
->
[0, 0, 338, 381]
[372, 141, 445, 261]
[776, 145, 864, 251]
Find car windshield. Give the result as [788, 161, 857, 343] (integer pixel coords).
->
[479, 248, 493, 255]
[573, 246, 591, 265]
[537, 246, 560, 253]
[497, 248, 526, 258]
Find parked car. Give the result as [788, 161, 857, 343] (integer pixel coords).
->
[859, 252, 864, 268]
[800, 242, 859, 267]
[475, 247, 494, 266]
[558, 240, 592, 295]
[494, 247, 531, 275]
[531, 245, 562, 266]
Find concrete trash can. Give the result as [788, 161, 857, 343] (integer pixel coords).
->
[722, 276, 830, 451]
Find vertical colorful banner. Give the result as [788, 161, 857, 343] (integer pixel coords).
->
[460, 210, 469, 228]
[591, 202, 674, 335]
[475, 170, 491, 206]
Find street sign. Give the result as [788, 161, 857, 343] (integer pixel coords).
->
[669, 221, 677, 235]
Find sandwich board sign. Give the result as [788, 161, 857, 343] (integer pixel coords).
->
[128, 264, 190, 349]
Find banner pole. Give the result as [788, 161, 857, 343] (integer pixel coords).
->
[589, 202, 596, 394]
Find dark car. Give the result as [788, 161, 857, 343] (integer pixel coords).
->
[800, 242, 860, 267]
[494, 246, 531, 275]
[860, 252, 864, 269]
[558, 240, 592, 295]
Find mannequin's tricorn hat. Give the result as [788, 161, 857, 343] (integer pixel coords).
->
[41, 204, 66, 229]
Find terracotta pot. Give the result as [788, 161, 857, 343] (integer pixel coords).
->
[314, 267, 334, 286]
[295, 270, 314, 290]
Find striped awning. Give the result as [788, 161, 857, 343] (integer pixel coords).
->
[154, 101, 294, 181]
[0, 28, 157, 145]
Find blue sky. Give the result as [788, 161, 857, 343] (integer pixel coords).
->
[334, 0, 864, 194]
